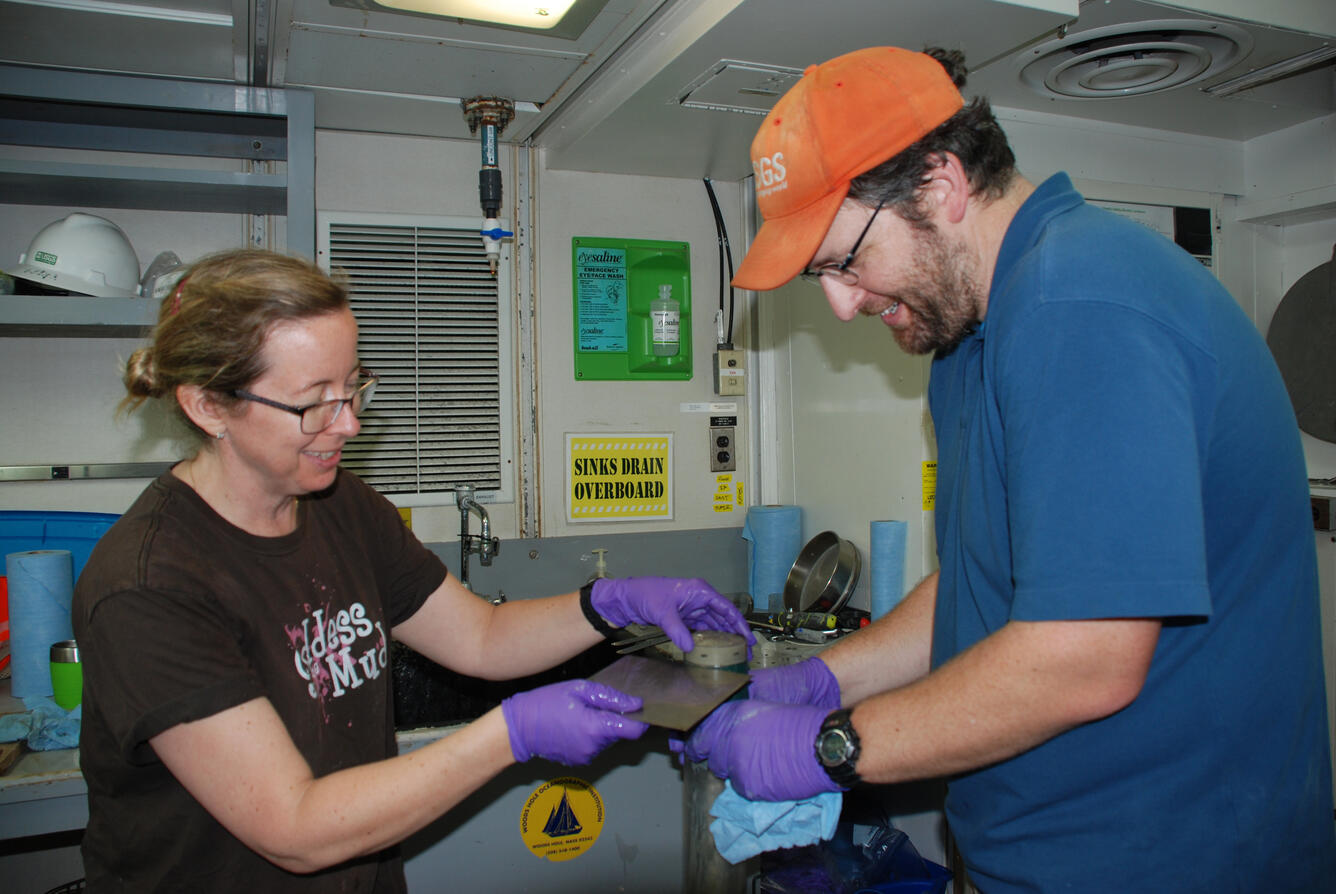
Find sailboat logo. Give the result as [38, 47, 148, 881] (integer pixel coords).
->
[541, 788, 583, 838]
[520, 776, 606, 863]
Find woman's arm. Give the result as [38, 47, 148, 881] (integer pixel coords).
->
[150, 674, 647, 874]
[393, 574, 753, 681]
[150, 697, 514, 874]
[391, 575, 602, 680]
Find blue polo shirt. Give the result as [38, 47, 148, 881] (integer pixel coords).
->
[928, 174, 1335, 891]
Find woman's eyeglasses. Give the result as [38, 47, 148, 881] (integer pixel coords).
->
[232, 369, 378, 434]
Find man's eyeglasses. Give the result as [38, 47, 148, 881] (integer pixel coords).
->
[799, 197, 887, 287]
[232, 369, 378, 434]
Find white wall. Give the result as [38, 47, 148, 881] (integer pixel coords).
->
[311, 130, 517, 544]
[0, 201, 257, 513]
[314, 134, 751, 542]
[1, 132, 751, 552]
[534, 159, 748, 538]
[760, 276, 937, 611]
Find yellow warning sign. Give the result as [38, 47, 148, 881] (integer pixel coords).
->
[921, 461, 937, 511]
[567, 434, 673, 522]
[519, 777, 605, 863]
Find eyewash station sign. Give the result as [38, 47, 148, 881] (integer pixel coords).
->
[567, 434, 673, 522]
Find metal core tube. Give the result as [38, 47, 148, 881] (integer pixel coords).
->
[683, 631, 752, 893]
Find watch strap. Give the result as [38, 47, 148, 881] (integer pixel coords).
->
[579, 580, 621, 639]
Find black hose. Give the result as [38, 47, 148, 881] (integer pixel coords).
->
[703, 178, 736, 347]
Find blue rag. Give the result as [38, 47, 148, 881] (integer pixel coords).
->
[709, 780, 841, 864]
[0, 696, 81, 751]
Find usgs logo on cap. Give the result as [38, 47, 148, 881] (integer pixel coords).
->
[752, 152, 787, 197]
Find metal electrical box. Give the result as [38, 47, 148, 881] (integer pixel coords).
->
[714, 348, 745, 396]
[572, 237, 692, 381]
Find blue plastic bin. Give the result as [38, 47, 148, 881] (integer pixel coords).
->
[1, 511, 121, 580]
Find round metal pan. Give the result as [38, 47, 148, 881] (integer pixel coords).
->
[1267, 243, 1336, 443]
[782, 531, 861, 613]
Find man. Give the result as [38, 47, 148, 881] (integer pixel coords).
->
[685, 46, 1336, 892]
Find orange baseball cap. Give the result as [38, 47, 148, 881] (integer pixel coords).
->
[733, 47, 964, 292]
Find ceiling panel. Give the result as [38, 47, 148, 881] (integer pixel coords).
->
[283, 26, 584, 101]
[274, 0, 665, 140]
[969, 0, 1336, 142]
[0, 0, 240, 82]
[537, 0, 1077, 180]
[2, 0, 1332, 181]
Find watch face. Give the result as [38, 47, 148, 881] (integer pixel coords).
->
[818, 728, 850, 767]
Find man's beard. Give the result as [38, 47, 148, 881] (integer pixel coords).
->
[890, 224, 985, 356]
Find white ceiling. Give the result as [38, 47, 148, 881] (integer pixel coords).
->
[2, 0, 1333, 180]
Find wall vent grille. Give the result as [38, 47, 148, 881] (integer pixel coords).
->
[320, 215, 509, 499]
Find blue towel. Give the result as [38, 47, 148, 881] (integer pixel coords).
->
[0, 695, 81, 751]
[709, 780, 842, 864]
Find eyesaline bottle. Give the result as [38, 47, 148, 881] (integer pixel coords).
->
[651, 283, 680, 357]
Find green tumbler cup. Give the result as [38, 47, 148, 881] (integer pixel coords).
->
[50, 640, 82, 710]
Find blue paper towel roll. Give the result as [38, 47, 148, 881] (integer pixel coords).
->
[870, 520, 907, 620]
[742, 505, 802, 609]
[6, 549, 75, 699]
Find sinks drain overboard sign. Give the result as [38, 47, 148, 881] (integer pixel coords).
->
[520, 776, 604, 862]
[567, 433, 673, 522]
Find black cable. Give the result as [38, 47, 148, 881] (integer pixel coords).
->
[703, 178, 736, 347]
[703, 178, 726, 340]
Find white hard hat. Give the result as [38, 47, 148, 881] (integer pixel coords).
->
[12, 213, 141, 297]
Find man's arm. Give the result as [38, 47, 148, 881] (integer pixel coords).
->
[686, 612, 1160, 800]
[821, 570, 939, 704]
[851, 616, 1160, 783]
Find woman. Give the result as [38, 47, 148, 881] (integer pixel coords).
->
[72, 248, 752, 892]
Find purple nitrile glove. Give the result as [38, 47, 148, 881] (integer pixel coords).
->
[748, 657, 841, 710]
[683, 700, 844, 802]
[590, 577, 755, 654]
[501, 679, 649, 766]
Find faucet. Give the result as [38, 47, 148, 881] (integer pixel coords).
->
[456, 484, 500, 592]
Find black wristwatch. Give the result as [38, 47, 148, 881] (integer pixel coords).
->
[815, 708, 862, 788]
[579, 579, 621, 639]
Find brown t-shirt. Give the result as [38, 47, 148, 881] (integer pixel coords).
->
[73, 469, 446, 892]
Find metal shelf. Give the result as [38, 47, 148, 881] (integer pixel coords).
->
[0, 158, 288, 214]
[0, 295, 158, 337]
[0, 63, 314, 336]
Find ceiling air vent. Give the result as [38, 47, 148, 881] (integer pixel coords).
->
[1019, 19, 1253, 99]
[678, 61, 803, 115]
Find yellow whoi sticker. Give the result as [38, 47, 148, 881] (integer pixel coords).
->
[519, 777, 605, 863]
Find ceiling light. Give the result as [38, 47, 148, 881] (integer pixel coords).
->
[373, 0, 578, 30]
[1203, 44, 1336, 97]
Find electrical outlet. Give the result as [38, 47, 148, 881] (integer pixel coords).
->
[709, 426, 736, 472]
[714, 349, 745, 396]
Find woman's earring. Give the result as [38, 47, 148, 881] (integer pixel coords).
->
[215, 430, 226, 440]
